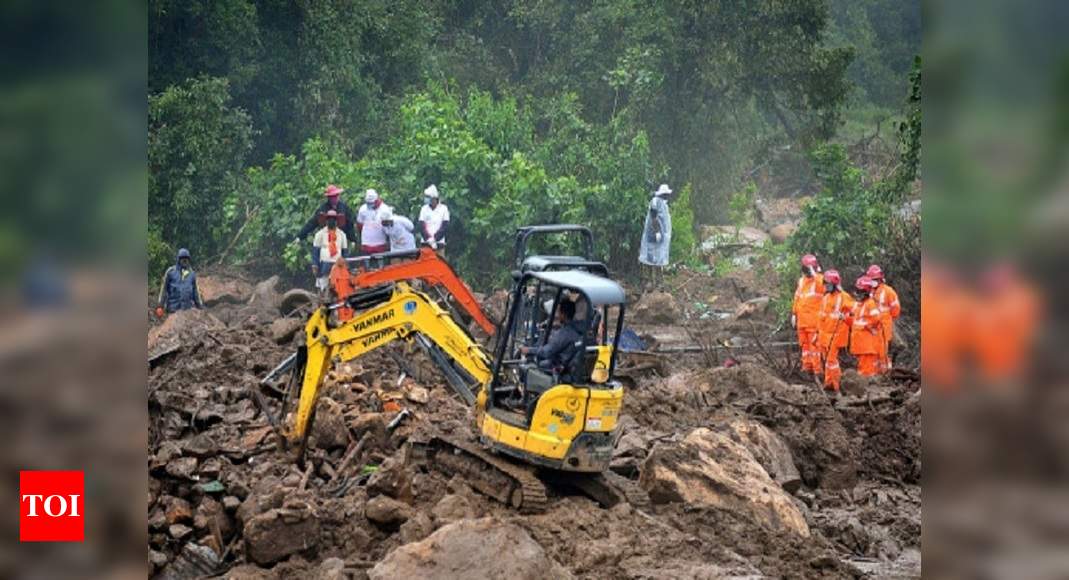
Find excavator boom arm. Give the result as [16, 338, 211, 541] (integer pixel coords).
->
[333, 247, 497, 335]
[292, 284, 492, 440]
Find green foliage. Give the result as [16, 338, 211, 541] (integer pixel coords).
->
[148, 76, 252, 276]
[148, 228, 172, 286]
[233, 86, 657, 288]
[728, 182, 758, 231]
[669, 184, 698, 267]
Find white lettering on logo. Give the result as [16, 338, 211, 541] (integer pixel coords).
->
[21, 494, 80, 517]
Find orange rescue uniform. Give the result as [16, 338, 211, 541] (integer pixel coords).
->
[850, 296, 884, 376]
[817, 290, 855, 391]
[873, 283, 900, 373]
[792, 273, 824, 373]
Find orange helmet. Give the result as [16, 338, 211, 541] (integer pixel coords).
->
[865, 264, 884, 280]
[801, 254, 819, 268]
[824, 269, 841, 286]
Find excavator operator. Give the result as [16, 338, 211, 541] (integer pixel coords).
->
[520, 299, 583, 371]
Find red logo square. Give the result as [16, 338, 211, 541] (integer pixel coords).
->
[20, 471, 84, 542]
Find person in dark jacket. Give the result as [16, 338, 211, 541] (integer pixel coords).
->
[156, 248, 204, 315]
[295, 184, 357, 242]
[520, 300, 584, 370]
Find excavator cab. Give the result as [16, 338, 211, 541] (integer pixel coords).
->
[479, 270, 626, 472]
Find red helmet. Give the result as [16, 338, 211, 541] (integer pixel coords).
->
[824, 269, 841, 285]
[801, 254, 819, 268]
[324, 184, 344, 197]
[855, 276, 877, 291]
[866, 264, 883, 280]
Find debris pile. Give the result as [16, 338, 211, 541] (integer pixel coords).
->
[148, 271, 920, 579]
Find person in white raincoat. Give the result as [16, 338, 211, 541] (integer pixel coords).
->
[639, 184, 672, 283]
[379, 207, 417, 253]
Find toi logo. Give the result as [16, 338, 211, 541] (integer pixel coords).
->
[20, 471, 84, 542]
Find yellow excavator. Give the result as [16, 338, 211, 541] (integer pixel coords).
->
[259, 266, 644, 512]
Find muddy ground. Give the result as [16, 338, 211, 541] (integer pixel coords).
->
[147, 267, 920, 579]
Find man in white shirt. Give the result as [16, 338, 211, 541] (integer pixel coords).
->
[379, 208, 416, 252]
[356, 189, 390, 254]
[418, 184, 450, 254]
[312, 210, 348, 292]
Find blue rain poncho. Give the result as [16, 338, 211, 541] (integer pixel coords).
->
[639, 195, 671, 266]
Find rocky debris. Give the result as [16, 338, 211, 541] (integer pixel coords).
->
[269, 317, 304, 344]
[157, 542, 221, 580]
[366, 454, 412, 501]
[243, 498, 319, 565]
[700, 225, 770, 248]
[719, 419, 802, 493]
[405, 385, 430, 404]
[280, 288, 316, 316]
[431, 493, 477, 523]
[148, 308, 225, 362]
[165, 496, 193, 524]
[198, 275, 254, 306]
[248, 275, 281, 309]
[368, 518, 573, 580]
[640, 427, 810, 538]
[734, 295, 771, 320]
[768, 222, 798, 243]
[310, 397, 349, 450]
[631, 291, 681, 325]
[399, 511, 434, 543]
[840, 369, 870, 397]
[314, 557, 347, 580]
[365, 495, 412, 528]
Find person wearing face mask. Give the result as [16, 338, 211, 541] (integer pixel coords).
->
[816, 270, 854, 392]
[866, 264, 900, 373]
[295, 184, 357, 242]
[379, 208, 416, 252]
[791, 254, 824, 375]
[850, 276, 884, 377]
[156, 248, 204, 316]
[356, 189, 391, 255]
[312, 210, 348, 292]
[418, 184, 450, 255]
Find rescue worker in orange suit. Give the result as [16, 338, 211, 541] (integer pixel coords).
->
[850, 276, 884, 376]
[791, 254, 824, 374]
[867, 264, 900, 373]
[817, 270, 854, 392]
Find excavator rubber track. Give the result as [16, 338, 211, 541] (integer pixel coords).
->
[603, 470, 651, 511]
[544, 470, 651, 511]
[408, 435, 547, 514]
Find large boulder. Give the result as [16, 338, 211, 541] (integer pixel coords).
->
[310, 397, 349, 450]
[242, 498, 319, 565]
[368, 518, 572, 580]
[768, 222, 798, 243]
[640, 427, 810, 538]
[630, 291, 681, 325]
[269, 317, 304, 345]
[719, 419, 802, 493]
[148, 308, 225, 362]
[364, 495, 412, 528]
[197, 275, 253, 306]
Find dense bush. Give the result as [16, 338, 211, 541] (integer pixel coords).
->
[228, 86, 685, 289]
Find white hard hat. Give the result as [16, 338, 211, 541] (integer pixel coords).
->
[377, 207, 393, 221]
[424, 184, 440, 199]
[654, 183, 672, 196]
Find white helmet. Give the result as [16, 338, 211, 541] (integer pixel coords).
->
[654, 183, 672, 196]
[377, 207, 394, 222]
[424, 184, 440, 199]
[365, 189, 379, 203]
